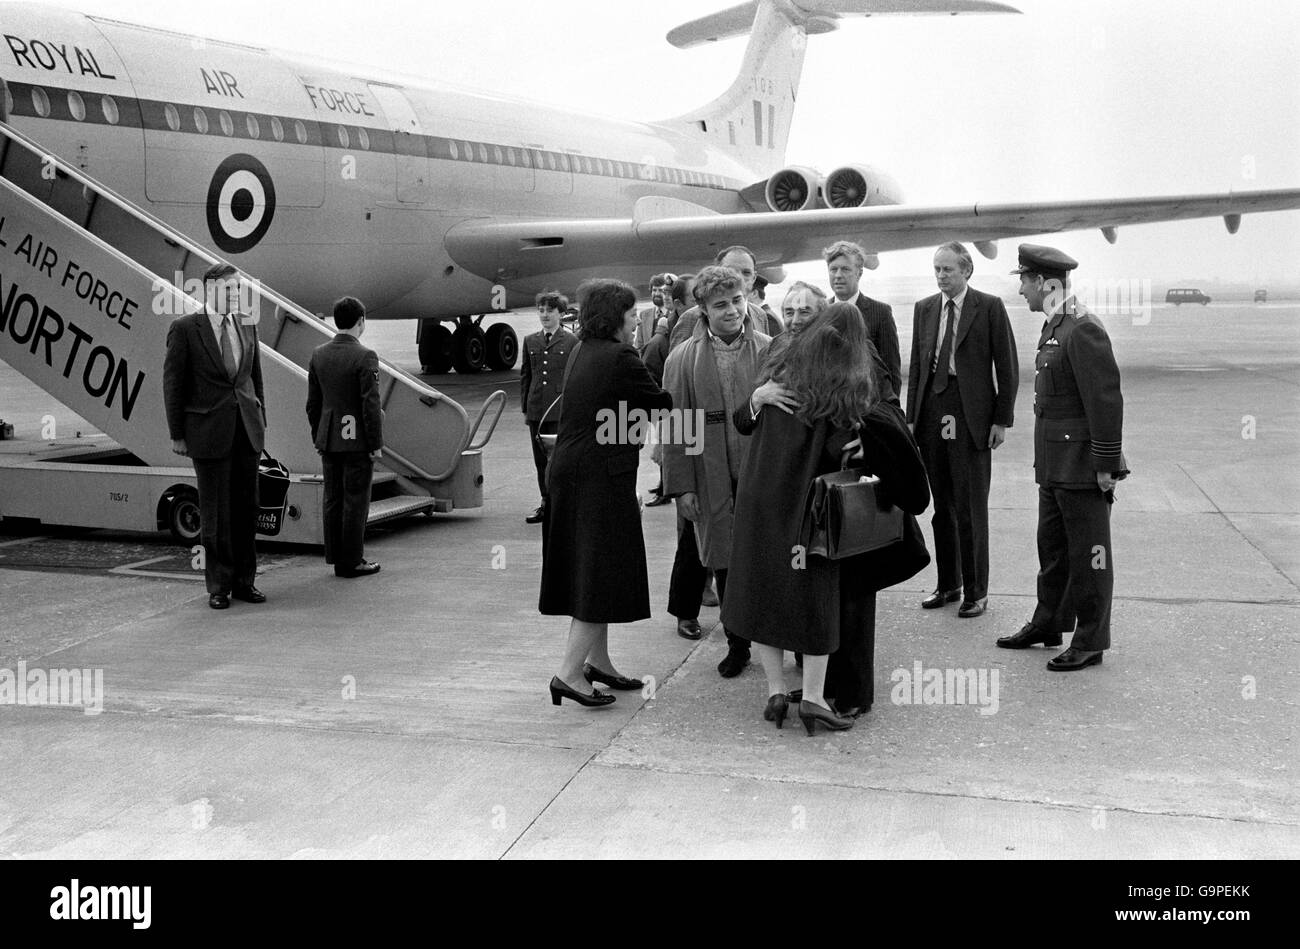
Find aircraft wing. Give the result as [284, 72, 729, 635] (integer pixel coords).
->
[445, 188, 1300, 282]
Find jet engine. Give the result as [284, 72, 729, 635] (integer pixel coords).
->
[763, 166, 823, 212]
[822, 165, 904, 208]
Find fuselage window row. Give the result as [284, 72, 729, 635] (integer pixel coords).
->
[5, 82, 732, 192]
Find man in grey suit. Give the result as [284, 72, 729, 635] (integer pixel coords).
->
[307, 297, 384, 578]
[164, 263, 267, 610]
[907, 242, 1019, 619]
[824, 240, 902, 405]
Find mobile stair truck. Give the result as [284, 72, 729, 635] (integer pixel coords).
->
[0, 119, 505, 546]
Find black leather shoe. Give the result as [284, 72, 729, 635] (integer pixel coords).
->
[676, 618, 702, 640]
[763, 693, 789, 729]
[549, 676, 615, 707]
[957, 597, 987, 618]
[232, 585, 266, 604]
[717, 647, 750, 678]
[798, 699, 854, 735]
[921, 588, 962, 609]
[583, 662, 644, 691]
[208, 593, 230, 610]
[1047, 647, 1104, 671]
[525, 506, 546, 524]
[336, 560, 381, 578]
[996, 623, 1064, 649]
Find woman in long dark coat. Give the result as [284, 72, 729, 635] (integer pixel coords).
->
[541, 279, 672, 708]
[724, 302, 928, 734]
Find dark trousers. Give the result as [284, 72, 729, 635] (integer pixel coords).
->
[323, 451, 373, 568]
[917, 382, 992, 601]
[666, 512, 745, 650]
[527, 420, 556, 503]
[192, 414, 259, 595]
[825, 590, 878, 711]
[1031, 485, 1113, 651]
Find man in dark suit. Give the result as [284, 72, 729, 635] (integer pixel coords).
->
[306, 296, 384, 578]
[997, 245, 1127, 670]
[520, 290, 577, 524]
[164, 263, 267, 610]
[907, 242, 1019, 619]
[634, 274, 672, 354]
[824, 240, 902, 405]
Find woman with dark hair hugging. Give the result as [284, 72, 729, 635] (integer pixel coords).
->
[725, 302, 929, 734]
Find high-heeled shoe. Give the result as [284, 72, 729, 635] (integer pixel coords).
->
[763, 693, 789, 729]
[798, 699, 854, 735]
[549, 676, 615, 707]
[582, 662, 644, 691]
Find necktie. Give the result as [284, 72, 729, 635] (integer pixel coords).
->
[220, 315, 238, 380]
[545, 332, 552, 346]
[932, 299, 956, 394]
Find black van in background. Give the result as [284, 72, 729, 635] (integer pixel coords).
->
[1166, 288, 1212, 305]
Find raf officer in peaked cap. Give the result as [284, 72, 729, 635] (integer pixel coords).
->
[996, 244, 1128, 670]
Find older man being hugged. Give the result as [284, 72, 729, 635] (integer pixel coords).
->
[663, 265, 771, 677]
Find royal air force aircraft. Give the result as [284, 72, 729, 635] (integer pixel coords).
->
[1, 0, 1297, 374]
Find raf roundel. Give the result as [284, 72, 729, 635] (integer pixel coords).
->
[206, 154, 277, 254]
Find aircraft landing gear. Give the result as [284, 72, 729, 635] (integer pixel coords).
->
[417, 320, 453, 374]
[485, 323, 519, 371]
[452, 322, 486, 374]
[418, 317, 518, 373]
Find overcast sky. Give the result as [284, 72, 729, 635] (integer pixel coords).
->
[23, 0, 1300, 286]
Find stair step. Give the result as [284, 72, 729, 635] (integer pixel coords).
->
[367, 494, 438, 525]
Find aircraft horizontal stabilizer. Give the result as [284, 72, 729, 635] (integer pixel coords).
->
[668, 0, 1020, 48]
[444, 188, 1300, 287]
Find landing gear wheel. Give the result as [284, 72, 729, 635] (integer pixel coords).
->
[484, 324, 519, 370]
[452, 324, 486, 373]
[167, 491, 202, 544]
[418, 324, 454, 374]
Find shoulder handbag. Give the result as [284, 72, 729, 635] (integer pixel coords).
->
[798, 442, 905, 560]
[847, 413, 931, 591]
[536, 340, 582, 458]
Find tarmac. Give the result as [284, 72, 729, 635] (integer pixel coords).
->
[0, 300, 1297, 859]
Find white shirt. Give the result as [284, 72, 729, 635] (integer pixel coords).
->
[206, 310, 241, 371]
[937, 286, 968, 376]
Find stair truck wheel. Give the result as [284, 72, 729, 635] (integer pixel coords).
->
[418, 322, 454, 374]
[484, 323, 519, 370]
[451, 324, 486, 373]
[166, 489, 202, 544]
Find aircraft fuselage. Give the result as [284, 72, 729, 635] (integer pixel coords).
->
[0, 3, 755, 319]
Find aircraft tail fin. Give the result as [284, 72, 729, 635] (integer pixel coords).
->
[659, 0, 1018, 178]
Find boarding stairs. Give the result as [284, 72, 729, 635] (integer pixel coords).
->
[0, 119, 504, 538]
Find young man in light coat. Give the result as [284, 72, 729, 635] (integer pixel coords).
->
[663, 266, 771, 677]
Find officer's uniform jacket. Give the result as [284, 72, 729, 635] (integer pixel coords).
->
[520, 327, 577, 423]
[306, 334, 384, 453]
[1033, 298, 1127, 488]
